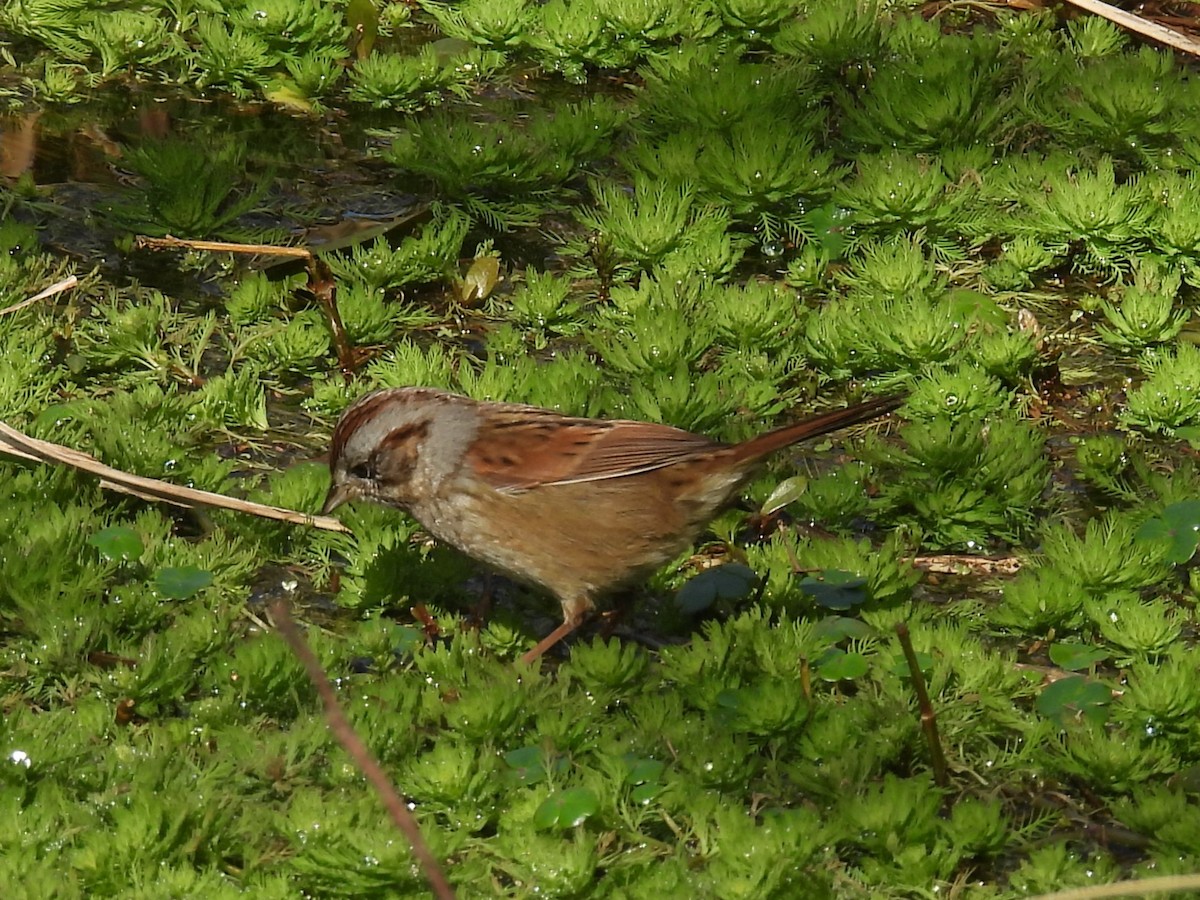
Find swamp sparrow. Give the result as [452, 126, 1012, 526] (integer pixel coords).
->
[323, 388, 901, 664]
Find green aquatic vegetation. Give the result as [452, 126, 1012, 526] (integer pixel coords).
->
[1122, 341, 1200, 434]
[868, 293, 964, 371]
[1008, 156, 1155, 273]
[1094, 260, 1188, 350]
[603, 363, 733, 432]
[528, 0, 720, 83]
[1066, 12, 1128, 59]
[514, 352, 606, 416]
[79, 10, 175, 76]
[1074, 433, 1131, 497]
[982, 235, 1061, 290]
[229, 0, 347, 57]
[1115, 787, 1200, 855]
[105, 137, 276, 241]
[335, 281, 418, 344]
[748, 531, 918, 612]
[73, 288, 186, 378]
[224, 271, 288, 326]
[838, 36, 1008, 152]
[578, 176, 738, 275]
[528, 0, 619, 83]
[195, 364, 269, 431]
[192, 14, 274, 98]
[802, 290, 965, 377]
[709, 280, 802, 352]
[241, 310, 330, 375]
[384, 101, 622, 228]
[1051, 721, 1176, 794]
[637, 51, 819, 135]
[1041, 513, 1173, 595]
[992, 567, 1089, 634]
[53, 383, 234, 489]
[695, 127, 845, 243]
[1088, 592, 1182, 661]
[876, 406, 1048, 548]
[838, 775, 955, 882]
[503, 268, 587, 338]
[835, 152, 980, 254]
[782, 462, 872, 530]
[597, 295, 714, 375]
[1030, 46, 1200, 165]
[598, 0, 720, 54]
[771, 0, 883, 73]
[0, 0, 92, 61]
[1116, 652, 1200, 742]
[902, 367, 1009, 422]
[710, 0, 798, 38]
[282, 47, 346, 101]
[630, 122, 845, 246]
[967, 327, 1040, 383]
[361, 338, 452, 394]
[326, 208, 470, 290]
[347, 44, 504, 111]
[840, 236, 942, 301]
[0, 312, 63, 418]
[1149, 171, 1200, 278]
[423, 0, 535, 49]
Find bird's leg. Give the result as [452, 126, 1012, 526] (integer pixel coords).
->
[519, 600, 591, 665]
[467, 572, 494, 630]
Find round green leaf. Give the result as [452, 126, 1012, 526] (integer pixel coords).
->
[813, 616, 874, 642]
[676, 563, 757, 614]
[154, 566, 214, 600]
[1135, 501, 1200, 564]
[1048, 642, 1108, 672]
[88, 526, 144, 563]
[889, 650, 934, 678]
[1035, 675, 1110, 725]
[947, 288, 1008, 328]
[798, 570, 868, 610]
[814, 648, 869, 681]
[504, 746, 547, 786]
[625, 757, 665, 786]
[533, 787, 600, 830]
[630, 782, 662, 805]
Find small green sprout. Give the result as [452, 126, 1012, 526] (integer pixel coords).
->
[424, 0, 535, 50]
[1122, 342, 1200, 433]
[1042, 513, 1173, 595]
[773, 0, 884, 73]
[838, 36, 1007, 152]
[1095, 261, 1188, 350]
[107, 137, 277, 241]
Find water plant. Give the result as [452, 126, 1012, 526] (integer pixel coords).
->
[7, 1, 1200, 895]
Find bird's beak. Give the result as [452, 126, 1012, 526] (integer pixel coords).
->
[321, 481, 353, 516]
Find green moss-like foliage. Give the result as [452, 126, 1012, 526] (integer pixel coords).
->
[7, 1, 1200, 896]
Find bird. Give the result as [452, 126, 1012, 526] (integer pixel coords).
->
[322, 387, 901, 664]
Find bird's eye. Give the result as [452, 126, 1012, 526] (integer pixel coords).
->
[348, 460, 374, 480]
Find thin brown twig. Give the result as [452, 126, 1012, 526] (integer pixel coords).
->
[269, 600, 456, 900]
[1027, 872, 1200, 900]
[0, 420, 348, 532]
[135, 235, 312, 257]
[895, 622, 950, 788]
[0, 274, 79, 316]
[308, 256, 357, 380]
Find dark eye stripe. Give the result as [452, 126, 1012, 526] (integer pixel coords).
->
[379, 421, 429, 454]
